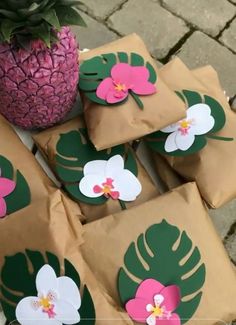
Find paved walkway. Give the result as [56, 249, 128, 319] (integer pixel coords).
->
[72, 0, 236, 265]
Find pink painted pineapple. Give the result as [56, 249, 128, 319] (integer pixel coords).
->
[0, 0, 86, 129]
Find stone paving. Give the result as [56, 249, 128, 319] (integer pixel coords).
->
[72, 0, 236, 264]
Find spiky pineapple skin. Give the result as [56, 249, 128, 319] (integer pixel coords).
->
[0, 27, 79, 129]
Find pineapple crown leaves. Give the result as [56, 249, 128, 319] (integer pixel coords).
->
[0, 0, 86, 48]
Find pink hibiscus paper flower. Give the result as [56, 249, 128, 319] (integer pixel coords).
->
[126, 279, 181, 325]
[96, 63, 156, 108]
[0, 169, 16, 218]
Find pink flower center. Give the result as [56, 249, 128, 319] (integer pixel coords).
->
[39, 296, 56, 319]
[31, 292, 57, 319]
[178, 119, 194, 136]
[93, 178, 120, 200]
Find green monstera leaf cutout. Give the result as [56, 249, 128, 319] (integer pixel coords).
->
[55, 128, 138, 205]
[118, 220, 206, 324]
[0, 155, 30, 217]
[0, 250, 96, 325]
[79, 52, 157, 109]
[145, 90, 233, 156]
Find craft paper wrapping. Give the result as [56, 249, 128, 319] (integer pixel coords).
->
[80, 182, 236, 325]
[79, 33, 186, 150]
[146, 58, 236, 208]
[33, 117, 159, 222]
[0, 201, 131, 325]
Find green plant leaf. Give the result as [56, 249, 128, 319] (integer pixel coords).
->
[1, 19, 25, 41]
[28, 22, 51, 47]
[79, 52, 157, 106]
[55, 129, 138, 205]
[58, 0, 84, 6]
[56, 6, 86, 26]
[0, 155, 31, 216]
[0, 250, 95, 324]
[118, 220, 206, 324]
[42, 9, 60, 29]
[145, 90, 227, 156]
[0, 9, 20, 20]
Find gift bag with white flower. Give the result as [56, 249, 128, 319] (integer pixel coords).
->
[0, 250, 96, 325]
[144, 58, 236, 208]
[146, 90, 234, 156]
[33, 117, 158, 223]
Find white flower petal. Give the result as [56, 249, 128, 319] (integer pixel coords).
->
[36, 265, 58, 296]
[175, 132, 195, 151]
[146, 314, 156, 325]
[58, 276, 81, 310]
[164, 132, 178, 153]
[154, 294, 164, 306]
[146, 304, 153, 312]
[54, 300, 80, 325]
[161, 123, 179, 133]
[187, 104, 215, 135]
[83, 160, 107, 176]
[106, 155, 124, 178]
[113, 170, 142, 201]
[79, 174, 105, 198]
[16, 296, 60, 325]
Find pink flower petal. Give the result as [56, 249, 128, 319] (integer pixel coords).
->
[136, 279, 164, 301]
[0, 177, 16, 197]
[130, 66, 156, 95]
[0, 197, 7, 218]
[111, 63, 132, 86]
[160, 285, 181, 312]
[106, 89, 128, 104]
[131, 66, 150, 82]
[156, 313, 181, 325]
[132, 81, 156, 95]
[96, 78, 114, 100]
[126, 298, 150, 323]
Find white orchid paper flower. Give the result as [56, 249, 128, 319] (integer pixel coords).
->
[79, 155, 142, 201]
[16, 265, 81, 325]
[161, 103, 215, 152]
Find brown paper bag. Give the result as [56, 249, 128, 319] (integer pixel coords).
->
[0, 114, 82, 221]
[145, 58, 236, 208]
[33, 117, 159, 223]
[80, 183, 236, 325]
[0, 196, 130, 324]
[78, 34, 186, 150]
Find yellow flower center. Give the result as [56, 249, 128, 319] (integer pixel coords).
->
[102, 184, 112, 194]
[114, 83, 126, 92]
[151, 305, 164, 317]
[179, 120, 190, 129]
[39, 297, 51, 309]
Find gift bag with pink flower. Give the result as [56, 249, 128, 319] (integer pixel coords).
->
[33, 116, 159, 222]
[144, 58, 236, 208]
[80, 183, 236, 325]
[78, 34, 186, 150]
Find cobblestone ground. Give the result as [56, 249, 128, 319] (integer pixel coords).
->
[72, 0, 236, 265]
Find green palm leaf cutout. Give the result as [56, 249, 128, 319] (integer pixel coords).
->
[145, 90, 232, 156]
[0, 250, 96, 325]
[79, 52, 157, 108]
[118, 220, 206, 324]
[0, 155, 30, 215]
[55, 129, 138, 205]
